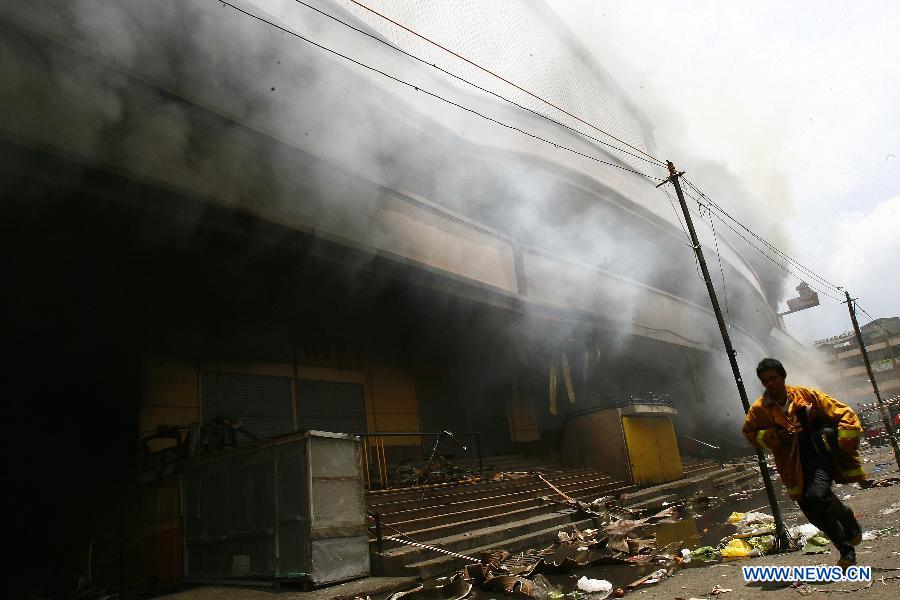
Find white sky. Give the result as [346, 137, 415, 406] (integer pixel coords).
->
[550, 0, 900, 343]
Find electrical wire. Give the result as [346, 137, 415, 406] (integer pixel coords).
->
[701, 200, 732, 324]
[218, 1, 664, 182]
[349, 0, 667, 166]
[683, 177, 842, 293]
[680, 187, 843, 303]
[289, 0, 666, 169]
[661, 186, 705, 282]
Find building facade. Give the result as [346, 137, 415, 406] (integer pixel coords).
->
[3, 0, 817, 593]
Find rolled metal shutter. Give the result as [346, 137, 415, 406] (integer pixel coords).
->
[295, 380, 366, 434]
[200, 371, 293, 440]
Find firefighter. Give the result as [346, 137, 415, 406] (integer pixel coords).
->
[742, 358, 865, 567]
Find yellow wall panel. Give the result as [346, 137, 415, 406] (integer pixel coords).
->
[622, 416, 683, 485]
[373, 413, 420, 431]
[144, 380, 198, 408]
[653, 418, 684, 481]
[370, 377, 416, 399]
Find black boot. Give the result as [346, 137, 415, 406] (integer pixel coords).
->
[837, 544, 856, 569]
[827, 494, 862, 546]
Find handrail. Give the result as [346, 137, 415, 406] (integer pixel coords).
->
[360, 430, 485, 490]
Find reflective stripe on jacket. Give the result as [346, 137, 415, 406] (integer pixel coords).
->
[741, 385, 865, 500]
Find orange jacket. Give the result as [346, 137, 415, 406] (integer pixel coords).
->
[742, 385, 865, 500]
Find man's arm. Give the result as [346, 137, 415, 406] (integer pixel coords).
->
[811, 389, 862, 453]
[742, 403, 786, 451]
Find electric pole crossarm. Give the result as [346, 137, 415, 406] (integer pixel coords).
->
[844, 291, 900, 471]
[665, 161, 792, 550]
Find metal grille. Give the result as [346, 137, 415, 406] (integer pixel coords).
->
[295, 379, 366, 434]
[201, 371, 293, 439]
[182, 432, 368, 585]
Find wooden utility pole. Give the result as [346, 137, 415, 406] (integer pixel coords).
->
[662, 161, 792, 550]
[844, 291, 900, 470]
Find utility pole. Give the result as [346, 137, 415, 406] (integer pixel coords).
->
[662, 161, 792, 550]
[844, 291, 900, 470]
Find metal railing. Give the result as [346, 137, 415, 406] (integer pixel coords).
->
[678, 434, 723, 463]
[359, 431, 484, 491]
[615, 392, 674, 409]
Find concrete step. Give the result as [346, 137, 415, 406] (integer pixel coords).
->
[367, 468, 614, 514]
[408, 514, 596, 579]
[375, 472, 622, 527]
[375, 480, 633, 549]
[386, 508, 588, 570]
[374, 470, 618, 517]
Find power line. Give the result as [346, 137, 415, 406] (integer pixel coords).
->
[218, 1, 664, 182]
[685, 177, 841, 293]
[349, 0, 666, 166]
[289, 0, 666, 169]
[680, 187, 843, 303]
[701, 201, 732, 324]
[683, 177, 842, 292]
[661, 186, 705, 282]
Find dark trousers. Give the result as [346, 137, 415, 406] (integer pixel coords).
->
[797, 456, 850, 549]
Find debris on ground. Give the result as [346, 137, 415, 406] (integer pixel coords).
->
[861, 476, 900, 488]
[709, 584, 733, 595]
[387, 573, 470, 600]
[880, 501, 900, 515]
[719, 538, 755, 558]
[801, 534, 831, 554]
[576, 576, 613, 594]
[861, 527, 897, 540]
[628, 568, 669, 588]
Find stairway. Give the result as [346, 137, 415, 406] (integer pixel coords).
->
[366, 454, 724, 578]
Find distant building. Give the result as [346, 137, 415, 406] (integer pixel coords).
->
[813, 317, 900, 407]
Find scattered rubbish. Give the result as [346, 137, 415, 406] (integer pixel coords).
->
[689, 546, 719, 562]
[719, 538, 753, 558]
[387, 573, 470, 600]
[710, 584, 733, 595]
[861, 527, 896, 540]
[483, 574, 534, 596]
[789, 523, 822, 547]
[680, 548, 692, 562]
[801, 534, 831, 554]
[530, 575, 564, 599]
[880, 501, 900, 515]
[862, 476, 900, 488]
[726, 511, 745, 524]
[841, 494, 854, 500]
[577, 576, 613, 596]
[745, 535, 774, 554]
[628, 568, 668, 587]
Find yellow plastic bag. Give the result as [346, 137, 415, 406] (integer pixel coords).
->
[727, 512, 746, 524]
[720, 538, 752, 558]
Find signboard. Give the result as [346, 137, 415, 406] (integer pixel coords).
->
[780, 282, 820, 315]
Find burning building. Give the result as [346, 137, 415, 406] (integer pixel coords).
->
[2, 0, 814, 593]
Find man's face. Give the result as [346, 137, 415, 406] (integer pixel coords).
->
[759, 369, 787, 399]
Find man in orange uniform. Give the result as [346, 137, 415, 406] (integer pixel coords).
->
[742, 358, 865, 567]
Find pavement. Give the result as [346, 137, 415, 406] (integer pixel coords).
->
[617, 447, 900, 600]
[159, 576, 418, 600]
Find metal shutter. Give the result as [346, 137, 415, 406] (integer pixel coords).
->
[200, 371, 293, 440]
[295, 380, 366, 434]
